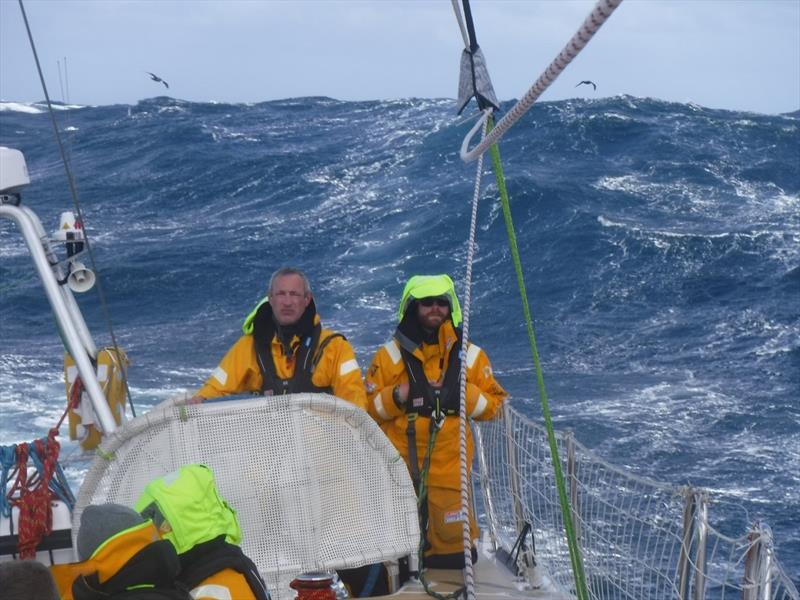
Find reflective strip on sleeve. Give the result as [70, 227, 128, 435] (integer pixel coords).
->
[470, 393, 488, 418]
[211, 366, 228, 386]
[374, 394, 391, 420]
[339, 358, 359, 375]
[384, 340, 402, 364]
[466, 344, 481, 368]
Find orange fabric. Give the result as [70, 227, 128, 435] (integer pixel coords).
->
[50, 521, 160, 600]
[365, 320, 507, 489]
[426, 486, 478, 556]
[195, 317, 366, 411]
[191, 567, 258, 599]
[365, 320, 506, 556]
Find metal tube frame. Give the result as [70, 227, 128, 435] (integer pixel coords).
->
[503, 402, 526, 535]
[472, 421, 499, 550]
[677, 488, 696, 600]
[743, 521, 776, 600]
[21, 205, 98, 357]
[0, 202, 117, 434]
[693, 492, 709, 600]
[760, 524, 774, 600]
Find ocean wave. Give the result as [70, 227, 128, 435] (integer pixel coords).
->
[2, 95, 798, 574]
[0, 101, 44, 114]
[0, 100, 86, 113]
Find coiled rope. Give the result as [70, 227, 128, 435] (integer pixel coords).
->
[460, 0, 623, 163]
[3, 392, 77, 559]
[289, 576, 337, 600]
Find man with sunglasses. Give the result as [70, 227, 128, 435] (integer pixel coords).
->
[365, 274, 507, 569]
[190, 267, 366, 410]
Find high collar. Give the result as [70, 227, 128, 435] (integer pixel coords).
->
[87, 521, 161, 582]
[252, 298, 319, 356]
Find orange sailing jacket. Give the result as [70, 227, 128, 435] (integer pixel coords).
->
[50, 521, 183, 600]
[196, 320, 366, 410]
[365, 319, 507, 490]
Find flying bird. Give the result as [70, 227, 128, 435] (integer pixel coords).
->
[146, 72, 169, 89]
[575, 80, 597, 91]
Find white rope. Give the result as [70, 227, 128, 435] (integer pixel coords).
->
[460, 0, 623, 162]
[450, 0, 470, 49]
[457, 113, 491, 600]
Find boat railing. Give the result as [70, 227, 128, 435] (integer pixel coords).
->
[474, 402, 799, 600]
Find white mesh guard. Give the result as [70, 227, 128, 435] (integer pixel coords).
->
[74, 393, 419, 599]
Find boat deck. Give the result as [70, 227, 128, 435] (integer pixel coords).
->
[379, 559, 566, 599]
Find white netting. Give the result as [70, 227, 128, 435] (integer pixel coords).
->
[475, 403, 799, 600]
[74, 393, 419, 599]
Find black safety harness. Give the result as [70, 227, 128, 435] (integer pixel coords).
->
[397, 332, 463, 420]
[393, 316, 464, 491]
[395, 318, 472, 576]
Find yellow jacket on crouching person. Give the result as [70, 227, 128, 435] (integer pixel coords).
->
[365, 275, 507, 565]
[49, 508, 187, 600]
[195, 297, 366, 410]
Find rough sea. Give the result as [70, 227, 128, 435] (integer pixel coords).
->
[1, 96, 798, 584]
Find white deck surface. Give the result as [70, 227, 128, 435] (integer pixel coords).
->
[377, 559, 567, 599]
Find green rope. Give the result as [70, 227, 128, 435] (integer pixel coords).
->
[487, 115, 590, 600]
[94, 447, 115, 461]
[416, 420, 466, 600]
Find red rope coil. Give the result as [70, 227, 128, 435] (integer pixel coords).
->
[7, 430, 61, 558]
[289, 576, 336, 600]
[5, 378, 76, 558]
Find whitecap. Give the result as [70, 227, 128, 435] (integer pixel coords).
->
[25, 102, 84, 112]
[0, 101, 42, 114]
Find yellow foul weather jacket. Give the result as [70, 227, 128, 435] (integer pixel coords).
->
[365, 319, 506, 490]
[196, 310, 367, 411]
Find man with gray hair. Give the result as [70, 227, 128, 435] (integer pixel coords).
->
[191, 267, 366, 409]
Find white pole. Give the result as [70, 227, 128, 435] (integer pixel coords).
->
[21, 205, 98, 358]
[0, 204, 117, 434]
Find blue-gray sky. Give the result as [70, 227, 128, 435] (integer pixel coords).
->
[1, 0, 798, 115]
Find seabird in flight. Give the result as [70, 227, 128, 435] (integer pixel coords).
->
[575, 80, 597, 91]
[146, 72, 169, 89]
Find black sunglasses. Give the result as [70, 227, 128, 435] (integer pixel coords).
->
[418, 297, 450, 308]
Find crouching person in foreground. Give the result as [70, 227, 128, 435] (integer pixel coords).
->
[135, 464, 269, 600]
[50, 503, 189, 600]
[50, 464, 268, 600]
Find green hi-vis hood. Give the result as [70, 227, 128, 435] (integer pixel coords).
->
[134, 464, 241, 555]
[398, 274, 462, 327]
[242, 297, 269, 335]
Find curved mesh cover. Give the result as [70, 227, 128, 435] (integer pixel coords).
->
[74, 394, 419, 598]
